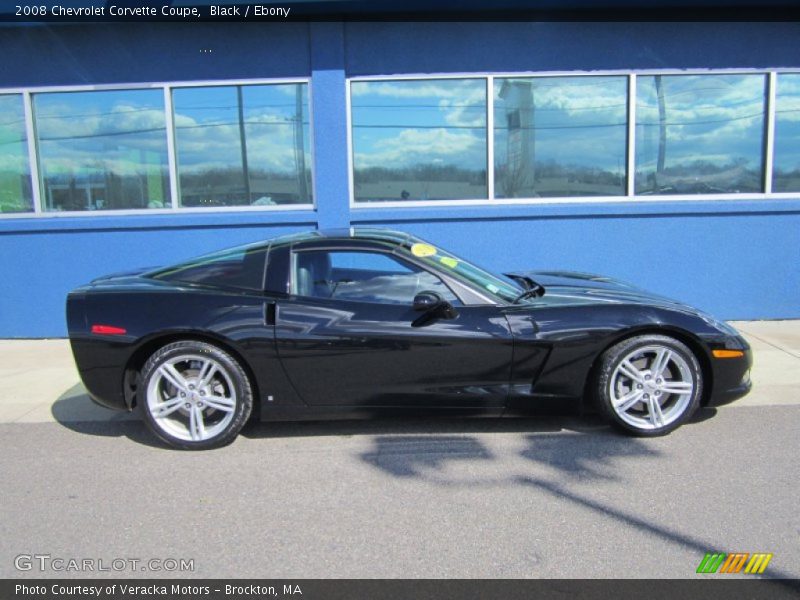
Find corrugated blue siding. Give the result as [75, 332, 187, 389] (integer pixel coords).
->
[1, 20, 799, 337]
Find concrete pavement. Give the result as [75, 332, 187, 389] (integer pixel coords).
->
[1, 320, 798, 425]
[0, 321, 798, 580]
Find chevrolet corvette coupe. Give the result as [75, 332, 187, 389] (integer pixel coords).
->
[67, 228, 752, 449]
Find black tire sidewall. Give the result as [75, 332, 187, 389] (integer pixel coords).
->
[596, 334, 702, 436]
[139, 341, 253, 450]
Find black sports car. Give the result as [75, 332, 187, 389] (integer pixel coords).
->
[67, 228, 752, 449]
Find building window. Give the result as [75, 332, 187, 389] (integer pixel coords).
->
[34, 89, 170, 212]
[172, 83, 312, 208]
[773, 73, 800, 192]
[351, 78, 487, 202]
[0, 95, 33, 213]
[635, 74, 767, 195]
[494, 76, 627, 198]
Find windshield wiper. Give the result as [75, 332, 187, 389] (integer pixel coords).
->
[506, 274, 545, 304]
[512, 287, 545, 304]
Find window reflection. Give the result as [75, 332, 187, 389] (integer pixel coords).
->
[172, 83, 312, 207]
[34, 89, 169, 212]
[6, 72, 795, 218]
[351, 79, 487, 202]
[0, 95, 33, 213]
[293, 249, 459, 304]
[635, 74, 766, 195]
[494, 76, 627, 198]
[151, 242, 268, 291]
[773, 74, 800, 192]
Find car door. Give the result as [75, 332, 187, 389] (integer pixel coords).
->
[273, 245, 514, 409]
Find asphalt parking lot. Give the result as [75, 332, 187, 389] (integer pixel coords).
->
[1, 321, 798, 580]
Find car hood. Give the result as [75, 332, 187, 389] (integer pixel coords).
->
[90, 266, 158, 284]
[508, 270, 702, 314]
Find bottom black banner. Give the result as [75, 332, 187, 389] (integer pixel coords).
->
[3, 579, 800, 600]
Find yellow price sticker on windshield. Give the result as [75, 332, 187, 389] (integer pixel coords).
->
[440, 257, 459, 269]
[411, 243, 437, 257]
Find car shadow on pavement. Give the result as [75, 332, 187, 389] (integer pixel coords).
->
[50, 382, 612, 449]
[240, 412, 608, 440]
[358, 425, 648, 481]
[50, 383, 166, 449]
[240, 404, 718, 441]
[689, 406, 718, 424]
[356, 422, 798, 585]
[50, 380, 722, 450]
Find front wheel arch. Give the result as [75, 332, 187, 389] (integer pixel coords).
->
[581, 326, 713, 411]
[594, 333, 704, 435]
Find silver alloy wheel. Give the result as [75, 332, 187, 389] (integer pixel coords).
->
[145, 353, 237, 442]
[609, 344, 695, 430]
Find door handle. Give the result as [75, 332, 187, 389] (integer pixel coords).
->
[265, 302, 277, 325]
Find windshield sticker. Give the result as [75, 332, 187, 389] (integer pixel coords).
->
[411, 243, 437, 258]
[440, 257, 459, 269]
[487, 284, 500, 294]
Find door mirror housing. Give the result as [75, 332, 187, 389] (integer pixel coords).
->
[412, 291, 458, 320]
[413, 291, 442, 312]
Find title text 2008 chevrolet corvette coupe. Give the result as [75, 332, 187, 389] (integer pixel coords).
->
[67, 228, 752, 449]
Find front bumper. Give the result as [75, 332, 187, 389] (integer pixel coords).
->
[706, 338, 753, 407]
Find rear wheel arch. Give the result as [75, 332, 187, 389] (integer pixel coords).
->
[138, 340, 252, 449]
[124, 331, 260, 416]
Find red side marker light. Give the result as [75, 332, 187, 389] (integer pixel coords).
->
[91, 324, 127, 335]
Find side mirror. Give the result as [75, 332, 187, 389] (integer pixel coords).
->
[413, 291, 442, 312]
[412, 291, 458, 322]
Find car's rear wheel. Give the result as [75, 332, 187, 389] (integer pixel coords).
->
[139, 341, 252, 450]
[596, 334, 702, 436]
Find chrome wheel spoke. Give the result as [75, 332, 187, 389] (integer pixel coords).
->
[159, 364, 189, 393]
[153, 396, 184, 418]
[146, 352, 240, 444]
[651, 348, 672, 379]
[648, 395, 666, 427]
[609, 343, 696, 431]
[661, 380, 694, 395]
[204, 395, 235, 413]
[618, 360, 644, 383]
[197, 360, 218, 388]
[189, 405, 206, 441]
[614, 388, 644, 412]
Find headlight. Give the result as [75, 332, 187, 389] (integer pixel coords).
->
[699, 313, 741, 337]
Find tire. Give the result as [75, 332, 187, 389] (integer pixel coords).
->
[595, 334, 702, 436]
[139, 341, 253, 450]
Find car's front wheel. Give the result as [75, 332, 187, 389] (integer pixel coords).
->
[139, 341, 252, 450]
[596, 334, 702, 436]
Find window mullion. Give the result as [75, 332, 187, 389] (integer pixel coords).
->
[163, 86, 180, 210]
[487, 76, 495, 201]
[764, 71, 776, 194]
[22, 91, 43, 214]
[627, 74, 637, 197]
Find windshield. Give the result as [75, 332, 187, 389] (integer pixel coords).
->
[401, 236, 525, 303]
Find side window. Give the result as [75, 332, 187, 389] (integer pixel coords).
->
[151, 245, 267, 291]
[292, 250, 460, 305]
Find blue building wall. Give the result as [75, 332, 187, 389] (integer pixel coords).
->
[1, 21, 799, 337]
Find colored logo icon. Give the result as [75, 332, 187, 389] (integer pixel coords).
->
[696, 552, 773, 574]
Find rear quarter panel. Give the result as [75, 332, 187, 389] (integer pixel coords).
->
[68, 282, 300, 412]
